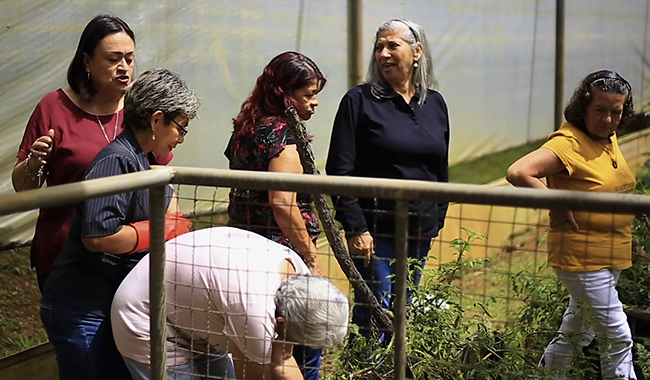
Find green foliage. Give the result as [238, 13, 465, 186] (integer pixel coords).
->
[635, 342, 650, 379]
[619, 152, 650, 309]
[324, 227, 650, 379]
[323, 229, 542, 379]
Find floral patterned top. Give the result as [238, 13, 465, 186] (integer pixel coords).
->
[224, 116, 320, 250]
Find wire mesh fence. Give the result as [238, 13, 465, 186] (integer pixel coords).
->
[2, 167, 650, 379]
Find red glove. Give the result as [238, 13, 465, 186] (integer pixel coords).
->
[154, 151, 174, 165]
[128, 212, 192, 254]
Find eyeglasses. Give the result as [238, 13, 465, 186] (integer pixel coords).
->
[170, 118, 188, 137]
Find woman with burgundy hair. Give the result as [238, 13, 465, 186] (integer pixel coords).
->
[224, 51, 327, 380]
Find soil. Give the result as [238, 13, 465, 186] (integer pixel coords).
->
[0, 246, 47, 358]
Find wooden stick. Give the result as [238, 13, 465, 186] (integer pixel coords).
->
[284, 106, 393, 333]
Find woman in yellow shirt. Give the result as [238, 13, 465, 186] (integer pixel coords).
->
[507, 70, 637, 379]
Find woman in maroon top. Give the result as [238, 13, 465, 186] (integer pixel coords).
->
[11, 14, 170, 290]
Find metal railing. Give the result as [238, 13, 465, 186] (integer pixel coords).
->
[2, 166, 650, 380]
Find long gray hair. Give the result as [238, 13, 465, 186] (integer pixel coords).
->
[366, 18, 437, 105]
[124, 67, 200, 133]
[275, 275, 349, 348]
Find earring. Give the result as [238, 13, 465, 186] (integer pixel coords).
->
[152, 134, 156, 141]
[87, 72, 91, 82]
[413, 61, 419, 68]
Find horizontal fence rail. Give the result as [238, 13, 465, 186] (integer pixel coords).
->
[2, 167, 649, 218]
[169, 167, 650, 215]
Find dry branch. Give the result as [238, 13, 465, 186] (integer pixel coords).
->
[284, 106, 393, 333]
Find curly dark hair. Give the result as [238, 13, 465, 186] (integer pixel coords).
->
[232, 51, 326, 137]
[564, 69, 634, 133]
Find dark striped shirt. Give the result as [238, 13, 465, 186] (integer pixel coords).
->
[43, 128, 173, 316]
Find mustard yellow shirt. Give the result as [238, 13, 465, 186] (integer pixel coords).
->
[543, 123, 636, 271]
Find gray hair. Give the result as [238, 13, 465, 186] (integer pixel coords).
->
[275, 275, 349, 348]
[124, 67, 200, 133]
[366, 18, 437, 105]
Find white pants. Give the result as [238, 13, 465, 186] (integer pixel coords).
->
[543, 268, 636, 379]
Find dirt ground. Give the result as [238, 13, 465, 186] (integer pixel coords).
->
[0, 247, 47, 358]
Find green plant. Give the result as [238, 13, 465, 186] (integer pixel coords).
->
[324, 229, 541, 379]
[322, 227, 638, 379]
[619, 152, 650, 309]
[4, 335, 42, 354]
[634, 342, 650, 379]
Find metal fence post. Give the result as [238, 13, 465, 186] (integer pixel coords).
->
[394, 200, 409, 380]
[149, 185, 167, 380]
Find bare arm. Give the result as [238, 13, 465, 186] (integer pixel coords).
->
[270, 340, 304, 380]
[506, 147, 565, 189]
[231, 341, 274, 380]
[268, 145, 324, 275]
[506, 147, 579, 231]
[269, 318, 304, 380]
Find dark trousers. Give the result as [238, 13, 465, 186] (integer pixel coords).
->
[351, 237, 429, 339]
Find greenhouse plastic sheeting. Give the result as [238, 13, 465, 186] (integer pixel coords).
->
[1, 0, 649, 247]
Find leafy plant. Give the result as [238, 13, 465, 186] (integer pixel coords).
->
[619, 152, 650, 309]
[323, 227, 643, 379]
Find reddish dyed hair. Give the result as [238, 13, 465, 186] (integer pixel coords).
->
[233, 51, 326, 137]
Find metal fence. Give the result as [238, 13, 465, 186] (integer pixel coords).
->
[2, 166, 650, 379]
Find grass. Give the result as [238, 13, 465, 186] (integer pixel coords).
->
[449, 139, 546, 184]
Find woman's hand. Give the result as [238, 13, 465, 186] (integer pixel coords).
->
[349, 231, 375, 267]
[30, 129, 55, 168]
[549, 209, 579, 232]
[303, 248, 325, 276]
[12, 129, 55, 191]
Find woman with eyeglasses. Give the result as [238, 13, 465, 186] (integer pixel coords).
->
[507, 70, 637, 379]
[40, 68, 198, 380]
[11, 14, 173, 291]
[325, 19, 450, 342]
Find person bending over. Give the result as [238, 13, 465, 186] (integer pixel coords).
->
[111, 226, 350, 380]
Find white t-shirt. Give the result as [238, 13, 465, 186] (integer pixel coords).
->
[111, 226, 311, 367]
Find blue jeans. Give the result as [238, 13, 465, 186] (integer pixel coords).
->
[40, 295, 132, 380]
[351, 237, 430, 339]
[123, 351, 236, 380]
[293, 345, 322, 380]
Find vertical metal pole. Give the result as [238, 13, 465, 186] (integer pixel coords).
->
[394, 200, 409, 380]
[348, 0, 363, 88]
[554, 0, 565, 130]
[149, 185, 167, 380]
[295, 0, 305, 51]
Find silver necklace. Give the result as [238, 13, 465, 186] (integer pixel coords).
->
[92, 106, 119, 144]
